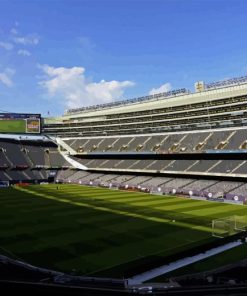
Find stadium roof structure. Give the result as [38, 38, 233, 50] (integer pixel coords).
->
[65, 88, 189, 115]
[64, 75, 247, 117]
[43, 74, 247, 137]
[205, 75, 247, 90]
[58, 81, 247, 121]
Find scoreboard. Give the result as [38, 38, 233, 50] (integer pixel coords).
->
[0, 113, 41, 134]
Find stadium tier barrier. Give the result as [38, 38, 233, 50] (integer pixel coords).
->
[0, 181, 9, 187]
[14, 182, 30, 187]
[61, 127, 247, 154]
[55, 177, 247, 205]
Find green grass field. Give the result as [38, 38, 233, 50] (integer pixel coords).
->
[0, 119, 26, 133]
[1, 184, 247, 278]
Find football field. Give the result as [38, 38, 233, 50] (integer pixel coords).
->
[1, 184, 247, 278]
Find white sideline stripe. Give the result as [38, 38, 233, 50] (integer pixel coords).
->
[127, 241, 243, 285]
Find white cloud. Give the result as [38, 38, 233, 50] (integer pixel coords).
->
[39, 65, 135, 108]
[0, 68, 15, 87]
[149, 82, 171, 95]
[18, 49, 31, 56]
[0, 73, 12, 87]
[13, 34, 39, 45]
[5, 68, 15, 75]
[10, 28, 18, 35]
[0, 41, 13, 50]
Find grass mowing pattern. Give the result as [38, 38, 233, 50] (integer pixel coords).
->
[1, 184, 247, 277]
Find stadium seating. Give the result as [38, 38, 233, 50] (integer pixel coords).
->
[66, 156, 247, 179]
[60, 127, 247, 155]
[2, 76, 247, 203]
[0, 138, 71, 182]
[55, 170, 247, 201]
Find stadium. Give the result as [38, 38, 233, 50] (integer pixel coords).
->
[2, 76, 247, 295]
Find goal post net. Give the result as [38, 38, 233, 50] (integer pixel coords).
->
[212, 216, 247, 238]
[234, 215, 247, 232]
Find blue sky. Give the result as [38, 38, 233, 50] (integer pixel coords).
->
[0, 0, 247, 116]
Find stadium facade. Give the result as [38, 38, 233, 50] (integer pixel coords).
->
[43, 76, 247, 205]
[43, 76, 247, 136]
[2, 75, 247, 293]
[2, 76, 247, 203]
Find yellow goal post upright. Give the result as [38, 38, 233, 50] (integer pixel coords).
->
[212, 216, 247, 238]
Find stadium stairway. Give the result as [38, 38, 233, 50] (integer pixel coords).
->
[62, 153, 88, 170]
[56, 138, 77, 155]
[21, 146, 35, 167]
[3, 152, 13, 167]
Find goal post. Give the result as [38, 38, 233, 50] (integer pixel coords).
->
[234, 215, 247, 232]
[212, 216, 247, 238]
